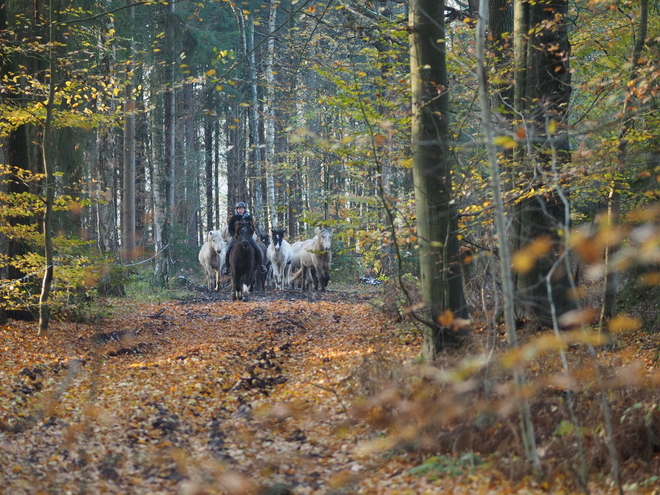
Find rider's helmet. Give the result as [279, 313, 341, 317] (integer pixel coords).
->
[235, 201, 246, 210]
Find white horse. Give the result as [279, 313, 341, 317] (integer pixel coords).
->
[292, 227, 333, 292]
[198, 230, 227, 291]
[267, 228, 293, 290]
[290, 241, 303, 289]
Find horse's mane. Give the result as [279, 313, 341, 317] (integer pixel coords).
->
[234, 218, 255, 239]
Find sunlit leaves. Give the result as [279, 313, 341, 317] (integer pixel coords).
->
[607, 314, 641, 333]
[493, 135, 518, 149]
[512, 236, 552, 274]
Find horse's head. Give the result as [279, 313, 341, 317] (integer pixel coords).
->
[271, 228, 285, 251]
[208, 230, 225, 256]
[235, 220, 254, 246]
[317, 227, 333, 251]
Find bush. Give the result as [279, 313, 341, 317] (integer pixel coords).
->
[380, 274, 422, 323]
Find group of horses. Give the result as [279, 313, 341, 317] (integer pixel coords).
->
[198, 222, 333, 301]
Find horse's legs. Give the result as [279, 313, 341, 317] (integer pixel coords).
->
[283, 262, 291, 288]
[232, 272, 239, 300]
[276, 262, 284, 290]
[310, 267, 319, 291]
[301, 266, 308, 292]
[319, 267, 328, 291]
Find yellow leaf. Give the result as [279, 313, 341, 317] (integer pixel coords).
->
[512, 237, 552, 274]
[437, 309, 454, 327]
[493, 136, 518, 148]
[608, 315, 641, 333]
[639, 272, 660, 285]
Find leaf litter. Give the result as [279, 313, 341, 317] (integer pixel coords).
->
[1, 286, 659, 494]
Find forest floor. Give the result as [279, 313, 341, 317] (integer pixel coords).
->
[1, 281, 660, 494]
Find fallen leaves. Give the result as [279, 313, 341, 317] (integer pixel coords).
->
[0, 292, 421, 494]
[1, 287, 660, 494]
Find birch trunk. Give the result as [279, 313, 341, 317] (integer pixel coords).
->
[264, 0, 278, 229]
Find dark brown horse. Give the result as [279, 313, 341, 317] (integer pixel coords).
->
[228, 219, 255, 301]
[252, 232, 269, 292]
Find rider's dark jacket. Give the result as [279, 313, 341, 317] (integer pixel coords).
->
[228, 211, 254, 237]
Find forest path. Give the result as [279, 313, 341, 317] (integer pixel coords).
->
[2, 284, 651, 494]
[0, 285, 429, 494]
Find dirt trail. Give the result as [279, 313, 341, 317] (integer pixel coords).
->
[0, 286, 427, 494]
[3, 284, 657, 494]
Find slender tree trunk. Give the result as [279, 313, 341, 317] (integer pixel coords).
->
[95, 10, 119, 254]
[38, 0, 57, 336]
[152, 92, 169, 287]
[214, 118, 221, 229]
[164, 1, 176, 217]
[599, 0, 649, 336]
[264, 0, 278, 229]
[409, 0, 468, 358]
[226, 110, 236, 216]
[182, 80, 198, 246]
[204, 89, 214, 232]
[155, 1, 176, 286]
[305, 45, 321, 217]
[477, 0, 540, 472]
[122, 0, 136, 260]
[135, 83, 148, 246]
[246, 19, 263, 221]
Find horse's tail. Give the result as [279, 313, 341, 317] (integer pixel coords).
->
[290, 267, 303, 282]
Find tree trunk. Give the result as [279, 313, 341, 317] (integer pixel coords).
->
[182, 79, 198, 246]
[512, 0, 576, 327]
[0, 1, 32, 321]
[154, 0, 177, 287]
[599, 0, 649, 337]
[264, 0, 278, 229]
[409, 0, 468, 358]
[95, 11, 119, 254]
[204, 89, 214, 232]
[247, 19, 263, 221]
[477, 0, 540, 472]
[122, 0, 136, 260]
[214, 118, 221, 229]
[164, 12, 176, 218]
[152, 93, 169, 287]
[38, 0, 57, 336]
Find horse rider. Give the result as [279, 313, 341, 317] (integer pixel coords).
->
[222, 201, 267, 275]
